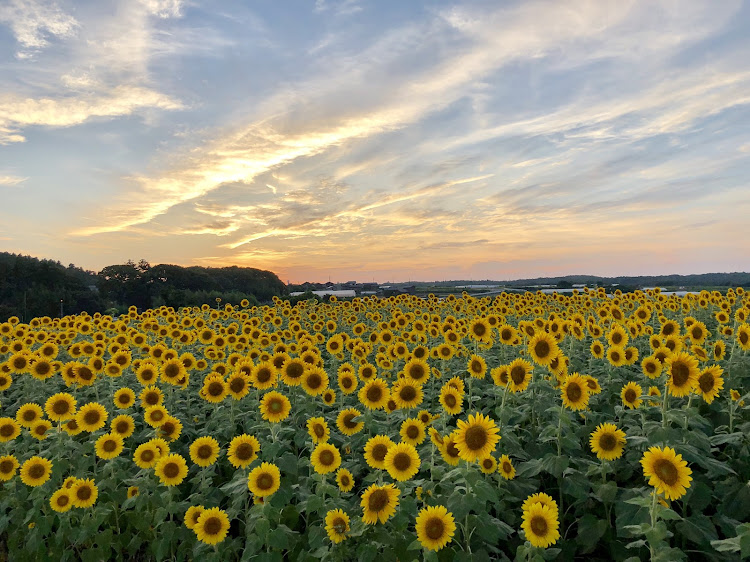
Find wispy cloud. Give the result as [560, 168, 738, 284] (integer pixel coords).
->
[0, 0, 78, 58]
[0, 174, 27, 187]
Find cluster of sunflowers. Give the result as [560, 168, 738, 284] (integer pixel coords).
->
[0, 286, 749, 560]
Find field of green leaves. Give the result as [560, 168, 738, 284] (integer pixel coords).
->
[1, 288, 749, 561]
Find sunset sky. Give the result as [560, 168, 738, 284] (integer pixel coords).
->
[1, 0, 749, 283]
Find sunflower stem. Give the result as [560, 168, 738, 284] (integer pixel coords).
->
[661, 375, 670, 431]
[648, 489, 659, 561]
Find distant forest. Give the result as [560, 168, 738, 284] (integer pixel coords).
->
[0, 253, 288, 322]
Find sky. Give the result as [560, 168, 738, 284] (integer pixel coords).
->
[1, 0, 749, 283]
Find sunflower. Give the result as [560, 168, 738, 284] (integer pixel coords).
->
[361, 483, 400, 524]
[606, 345, 627, 367]
[336, 468, 354, 492]
[133, 442, 161, 469]
[0, 372, 12, 391]
[95, 433, 124, 460]
[127, 486, 139, 498]
[439, 386, 463, 415]
[498, 454, 516, 480]
[144, 405, 169, 428]
[306, 417, 329, 444]
[76, 402, 108, 432]
[641, 356, 662, 379]
[0, 455, 19, 481]
[136, 363, 159, 386]
[322, 389, 336, 405]
[323, 508, 350, 544]
[528, 333, 558, 366]
[139, 386, 164, 408]
[110, 414, 135, 438]
[311, 443, 342, 475]
[391, 379, 423, 410]
[359, 379, 390, 410]
[184, 505, 205, 530]
[50, 488, 73, 513]
[641, 446, 692, 500]
[160, 358, 186, 385]
[522, 492, 558, 515]
[194, 507, 230, 545]
[336, 408, 364, 436]
[7, 352, 30, 374]
[30, 357, 56, 380]
[29, 419, 52, 441]
[402, 358, 430, 384]
[113, 388, 136, 409]
[415, 505, 456, 551]
[589, 423, 626, 460]
[560, 373, 589, 411]
[16, 403, 43, 428]
[247, 462, 281, 497]
[455, 413, 500, 462]
[158, 416, 183, 442]
[71, 478, 98, 508]
[202, 378, 228, 403]
[0, 417, 20, 443]
[736, 324, 750, 351]
[607, 324, 629, 348]
[479, 456, 497, 474]
[439, 433, 462, 466]
[42, 392, 76, 422]
[521, 502, 560, 548]
[63, 418, 83, 436]
[227, 434, 260, 468]
[226, 372, 251, 400]
[621, 381, 643, 409]
[590, 340, 605, 359]
[506, 358, 532, 393]
[279, 358, 305, 387]
[666, 352, 700, 397]
[189, 436, 220, 467]
[302, 366, 329, 397]
[338, 371, 358, 395]
[467, 355, 487, 379]
[364, 435, 394, 470]
[400, 418, 426, 446]
[259, 391, 291, 423]
[358, 363, 377, 382]
[384, 442, 420, 482]
[696, 365, 724, 404]
[154, 453, 188, 487]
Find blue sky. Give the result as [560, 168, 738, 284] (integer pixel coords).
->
[1, 0, 749, 282]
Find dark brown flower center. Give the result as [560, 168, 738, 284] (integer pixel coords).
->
[236, 443, 254, 460]
[256, 473, 274, 490]
[510, 366, 526, 385]
[425, 517, 445, 540]
[464, 426, 487, 451]
[204, 516, 222, 535]
[286, 362, 304, 380]
[76, 486, 92, 500]
[566, 383, 582, 403]
[599, 433, 617, 451]
[163, 462, 180, 478]
[198, 445, 213, 459]
[372, 444, 388, 462]
[208, 382, 224, 397]
[672, 362, 690, 387]
[624, 389, 637, 403]
[406, 425, 419, 439]
[534, 340, 550, 359]
[141, 450, 155, 462]
[444, 393, 457, 408]
[530, 515, 548, 536]
[320, 450, 335, 466]
[103, 439, 117, 452]
[343, 413, 358, 429]
[392, 452, 412, 471]
[84, 411, 101, 425]
[313, 424, 325, 438]
[698, 372, 714, 393]
[368, 489, 389, 512]
[366, 385, 383, 403]
[0, 424, 14, 437]
[399, 386, 416, 402]
[653, 459, 679, 486]
[53, 400, 70, 415]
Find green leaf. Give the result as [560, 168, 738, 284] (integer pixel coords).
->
[577, 513, 607, 548]
[595, 481, 618, 504]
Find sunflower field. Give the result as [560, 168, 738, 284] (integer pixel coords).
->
[1, 287, 749, 561]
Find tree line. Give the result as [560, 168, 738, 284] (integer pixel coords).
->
[0, 253, 288, 321]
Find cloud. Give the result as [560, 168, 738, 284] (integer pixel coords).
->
[0, 86, 184, 144]
[0, 0, 78, 58]
[0, 174, 27, 186]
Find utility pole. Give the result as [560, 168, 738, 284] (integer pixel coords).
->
[60, 299, 64, 318]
